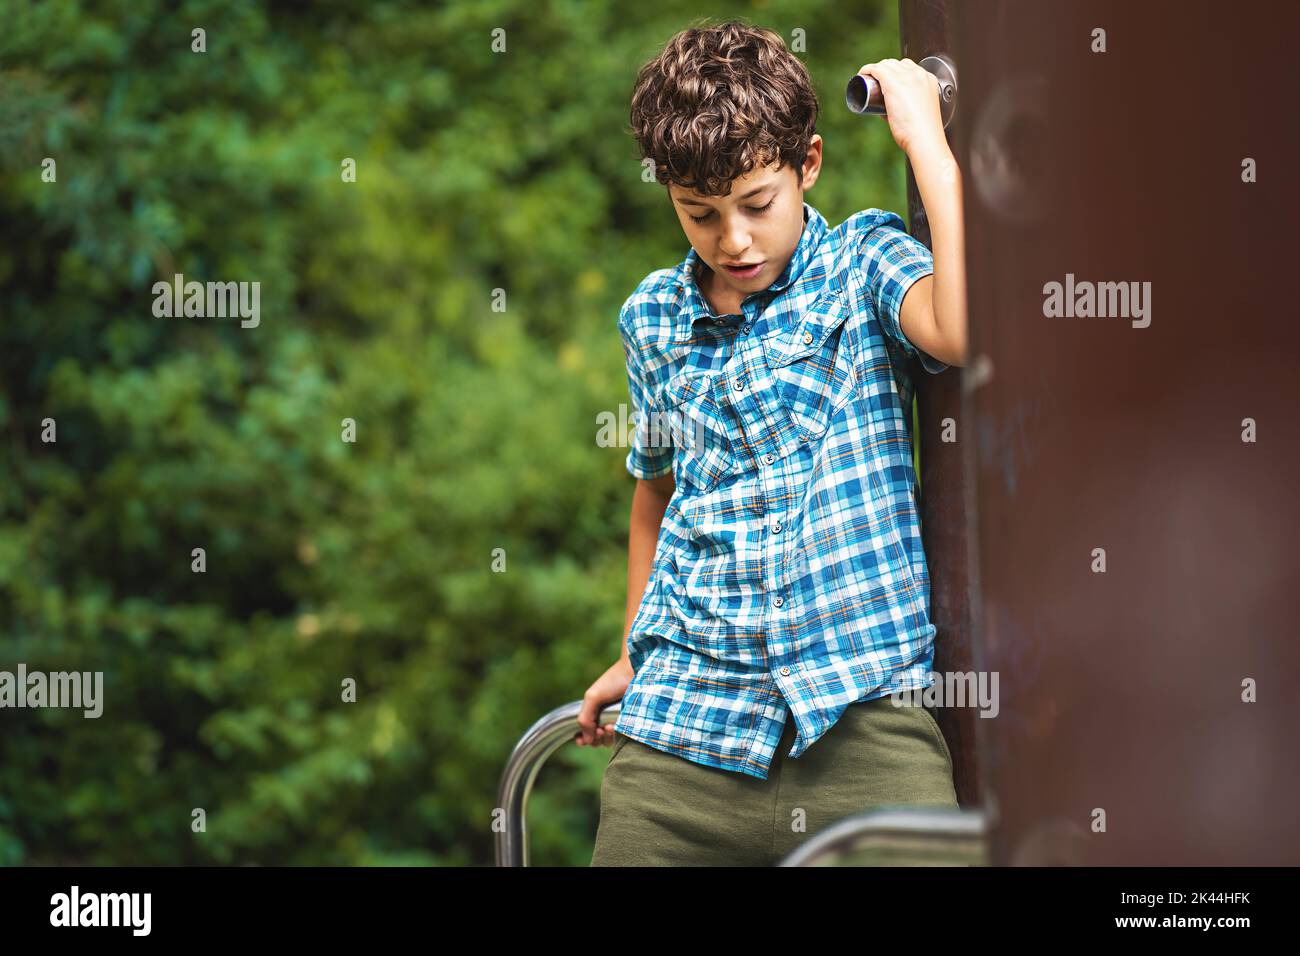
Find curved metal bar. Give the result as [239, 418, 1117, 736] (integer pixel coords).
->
[494, 700, 621, 867]
[777, 807, 989, 867]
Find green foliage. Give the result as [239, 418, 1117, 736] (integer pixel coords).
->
[0, 0, 904, 865]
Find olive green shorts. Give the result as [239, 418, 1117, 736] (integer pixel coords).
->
[590, 696, 957, 866]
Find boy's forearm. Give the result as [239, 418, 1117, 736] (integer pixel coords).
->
[621, 479, 672, 663]
[907, 138, 968, 361]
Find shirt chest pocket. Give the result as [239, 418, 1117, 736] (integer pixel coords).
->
[659, 371, 737, 495]
[764, 285, 858, 440]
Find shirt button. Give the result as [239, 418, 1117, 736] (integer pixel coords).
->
[802, 331, 814, 345]
[780, 666, 791, 676]
[764, 453, 775, 465]
[773, 595, 784, 607]
[734, 378, 745, 391]
[771, 522, 781, 534]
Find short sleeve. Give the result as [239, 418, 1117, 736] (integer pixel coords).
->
[855, 211, 947, 375]
[618, 304, 674, 480]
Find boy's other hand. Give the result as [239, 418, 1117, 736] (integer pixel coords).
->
[855, 57, 945, 157]
[576, 657, 635, 747]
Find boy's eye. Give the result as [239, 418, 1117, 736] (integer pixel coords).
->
[688, 198, 776, 224]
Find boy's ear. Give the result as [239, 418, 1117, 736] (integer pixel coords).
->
[800, 135, 824, 189]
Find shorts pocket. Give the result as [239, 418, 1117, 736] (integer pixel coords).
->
[917, 706, 953, 769]
[607, 731, 634, 768]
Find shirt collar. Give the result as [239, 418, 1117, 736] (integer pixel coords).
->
[671, 201, 827, 341]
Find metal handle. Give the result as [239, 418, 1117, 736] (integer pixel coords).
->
[495, 700, 621, 867]
[777, 806, 988, 866]
[846, 54, 958, 129]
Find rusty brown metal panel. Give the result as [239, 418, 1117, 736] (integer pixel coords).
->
[897, 0, 981, 811]
[947, 0, 1300, 864]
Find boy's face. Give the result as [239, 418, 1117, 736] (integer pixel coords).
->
[669, 134, 823, 308]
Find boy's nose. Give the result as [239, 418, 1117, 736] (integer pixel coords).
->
[718, 220, 752, 257]
[719, 235, 752, 259]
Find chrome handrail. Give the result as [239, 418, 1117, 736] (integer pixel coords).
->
[495, 700, 621, 867]
[777, 807, 989, 866]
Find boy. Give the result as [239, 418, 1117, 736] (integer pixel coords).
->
[577, 20, 968, 866]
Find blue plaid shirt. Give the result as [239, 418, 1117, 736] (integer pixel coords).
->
[613, 201, 947, 780]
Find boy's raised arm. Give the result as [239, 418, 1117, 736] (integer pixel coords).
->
[857, 57, 968, 367]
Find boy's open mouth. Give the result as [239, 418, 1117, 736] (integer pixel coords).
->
[721, 261, 764, 279]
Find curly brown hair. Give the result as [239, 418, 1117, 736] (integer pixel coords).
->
[628, 19, 820, 198]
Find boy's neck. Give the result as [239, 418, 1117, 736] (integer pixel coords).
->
[696, 263, 745, 317]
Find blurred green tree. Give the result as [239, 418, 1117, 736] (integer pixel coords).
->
[0, 0, 905, 865]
